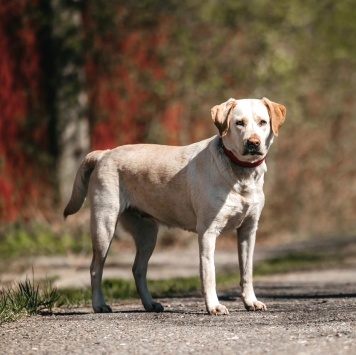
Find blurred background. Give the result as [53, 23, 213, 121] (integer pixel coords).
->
[0, 0, 356, 260]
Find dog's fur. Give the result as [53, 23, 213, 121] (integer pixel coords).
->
[64, 97, 286, 315]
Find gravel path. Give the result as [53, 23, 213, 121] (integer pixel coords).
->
[1, 237, 356, 354]
[1, 273, 356, 354]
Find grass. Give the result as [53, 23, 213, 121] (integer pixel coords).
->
[0, 247, 346, 321]
[0, 224, 92, 259]
[0, 275, 61, 324]
[1, 250, 320, 322]
[59, 249, 338, 307]
[218, 250, 342, 286]
[254, 251, 333, 276]
[0, 246, 334, 322]
[59, 276, 202, 307]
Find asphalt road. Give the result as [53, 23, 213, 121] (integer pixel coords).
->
[1, 275, 356, 354]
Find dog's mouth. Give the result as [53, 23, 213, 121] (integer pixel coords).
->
[243, 146, 263, 156]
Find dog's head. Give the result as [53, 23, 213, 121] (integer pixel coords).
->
[211, 98, 286, 163]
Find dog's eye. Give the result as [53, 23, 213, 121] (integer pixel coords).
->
[236, 120, 245, 127]
[259, 120, 267, 126]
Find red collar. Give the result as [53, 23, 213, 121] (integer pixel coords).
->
[220, 139, 266, 168]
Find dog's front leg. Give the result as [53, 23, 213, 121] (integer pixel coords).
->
[237, 221, 267, 311]
[198, 232, 229, 315]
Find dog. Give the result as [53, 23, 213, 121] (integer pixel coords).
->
[64, 97, 286, 315]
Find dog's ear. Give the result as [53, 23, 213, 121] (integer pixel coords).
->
[262, 97, 286, 137]
[211, 98, 237, 137]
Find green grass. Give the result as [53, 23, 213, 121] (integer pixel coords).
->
[0, 224, 91, 259]
[0, 246, 334, 321]
[0, 276, 61, 324]
[149, 276, 201, 296]
[59, 249, 340, 307]
[254, 251, 332, 276]
[59, 276, 202, 307]
[1, 248, 343, 318]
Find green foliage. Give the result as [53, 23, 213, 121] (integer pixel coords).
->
[254, 251, 332, 276]
[58, 286, 92, 308]
[59, 280, 138, 308]
[59, 276, 201, 307]
[218, 249, 342, 286]
[0, 247, 346, 321]
[57, 249, 341, 308]
[0, 224, 91, 259]
[59, 249, 335, 306]
[149, 277, 200, 297]
[102, 278, 138, 300]
[0, 276, 61, 324]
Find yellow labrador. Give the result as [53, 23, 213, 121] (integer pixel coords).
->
[64, 97, 286, 315]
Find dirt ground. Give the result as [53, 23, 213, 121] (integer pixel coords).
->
[1, 237, 356, 354]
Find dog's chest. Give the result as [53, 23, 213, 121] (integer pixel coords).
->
[238, 182, 254, 197]
[217, 181, 263, 232]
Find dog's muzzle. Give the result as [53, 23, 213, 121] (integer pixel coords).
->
[243, 137, 263, 156]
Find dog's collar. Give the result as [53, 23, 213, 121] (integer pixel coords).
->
[220, 138, 266, 168]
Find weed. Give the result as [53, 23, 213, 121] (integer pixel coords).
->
[0, 275, 61, 324]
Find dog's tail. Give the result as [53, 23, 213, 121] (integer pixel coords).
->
[63, 150, 107, 218]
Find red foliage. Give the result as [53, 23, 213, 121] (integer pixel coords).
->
[161, 104, 182, 145]
[84, 7, 172, 149]
[0, 1, 49, 222]
[0, 3, 189, 222]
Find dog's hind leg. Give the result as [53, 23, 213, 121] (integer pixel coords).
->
[119, 210, 163, 312]
[89, 199, 119, 313]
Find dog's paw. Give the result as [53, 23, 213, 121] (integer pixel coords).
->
[243, 299, 267, 311]
[208, 304, 229, 316]
[93, 304, 113, 313]
[144, 302, 164, 313]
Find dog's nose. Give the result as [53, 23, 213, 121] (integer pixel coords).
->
[247, 137, 260, 148]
